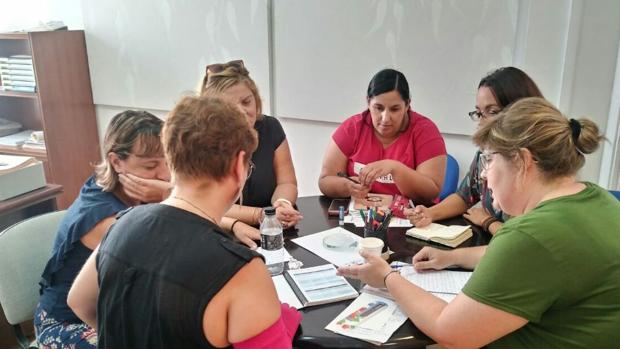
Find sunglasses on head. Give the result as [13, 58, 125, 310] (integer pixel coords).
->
[205, 59, 245, 75]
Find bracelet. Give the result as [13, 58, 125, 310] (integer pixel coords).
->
[481, 216, 499, 232]
[274, 198, 293, 207]
[383, 270, 400, 289]
[230, 219, 241, 234]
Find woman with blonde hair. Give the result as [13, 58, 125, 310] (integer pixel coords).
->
[339, 97, 620, 348]
[201, 60, 302, 232]
[35, 110, 170, 348]
[68, 95, 301, 348]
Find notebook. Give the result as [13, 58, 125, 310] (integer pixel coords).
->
[273, 264, 358, 308]
[406, 223, 472, 248]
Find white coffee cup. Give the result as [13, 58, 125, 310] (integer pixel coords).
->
[359, 237, 384, 257]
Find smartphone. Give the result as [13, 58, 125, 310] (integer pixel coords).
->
[328, 199, 350, 216]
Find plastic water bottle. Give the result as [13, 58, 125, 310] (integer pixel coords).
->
[260, 206, 284, 275]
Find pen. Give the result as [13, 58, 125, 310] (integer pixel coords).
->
[409, 199, 415, 208]
[337, 172, 360, 184]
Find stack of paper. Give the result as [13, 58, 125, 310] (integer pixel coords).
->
[406, 223, 472, 248]
[325, 292, 408, 345]
[0, 55, 36, 93]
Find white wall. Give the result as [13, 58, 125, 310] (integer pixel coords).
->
[0, 0, 83, 32]
[6, 0, 619, 196]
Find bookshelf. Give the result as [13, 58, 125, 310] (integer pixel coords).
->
[0, 30, 101, 209]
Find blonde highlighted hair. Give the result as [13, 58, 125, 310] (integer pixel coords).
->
[200, 60, 263, 119]
[94, 110, 163, 192]
[473, 97, 605, 180]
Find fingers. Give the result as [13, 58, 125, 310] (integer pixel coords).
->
[238, 234, 258, 250]
[337, 264, 361, 279]
[413, 260, 436, 271]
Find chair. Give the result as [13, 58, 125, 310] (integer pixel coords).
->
[0, 210, 66, 349]
[609, 190, 620, 201]
[439, 154, 460, 201]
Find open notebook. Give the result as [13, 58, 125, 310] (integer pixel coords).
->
[406, 223, 472, 248]
[272, 264, 358, 309]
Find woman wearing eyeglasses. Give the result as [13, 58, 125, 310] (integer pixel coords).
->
[339, 97, 620, 348]
[200, 60, 302, 234]
[68, 96, 301, 349]
[319, 68, 447, 203]
[407, 67, 543, 234]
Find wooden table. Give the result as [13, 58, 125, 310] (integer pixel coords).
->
[0, 184, 63, 231]
[288, 196, 491, 348]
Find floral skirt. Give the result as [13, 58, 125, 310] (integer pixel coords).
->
[34, 303, 97, 349]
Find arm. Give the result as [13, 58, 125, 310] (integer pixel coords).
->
[412, 246, 487, 271]
[226, 204, 263, 226]
[339, 251, 526, 349]
[203, 258, 298, 347]
[67, 246, 100, 329]
[80, 215, 117, 250]
[318, 139, 370, 198]
[270, 140, 303, 227]
[358, 156, 445, 202]
[406, 193, 470, 227]
[221, 216, 260, 249]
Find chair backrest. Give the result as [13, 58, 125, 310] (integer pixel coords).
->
[439, 154, 460, 201]
[0, 210, 65, 325]
[609, 190, 620, 201]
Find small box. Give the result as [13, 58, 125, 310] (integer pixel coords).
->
[0, 160, 46, 201]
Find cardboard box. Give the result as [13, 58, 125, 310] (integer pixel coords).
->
[0, 160, 46, 201]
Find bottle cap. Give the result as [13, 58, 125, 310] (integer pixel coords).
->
[264, 206, 276, 216]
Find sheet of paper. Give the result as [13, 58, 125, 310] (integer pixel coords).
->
[400, 267, 472, 294]
[272, 275, 304, 309]
[291, 227, 364, 267]
[325, 292, 408, 345]
[255, 247, 292, 265]
[344, 214, 412, 228]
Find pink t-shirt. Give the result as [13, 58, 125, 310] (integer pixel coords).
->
[333, 110, 446, 196]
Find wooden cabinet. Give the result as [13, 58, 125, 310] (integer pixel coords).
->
[0, 30, 100, 209]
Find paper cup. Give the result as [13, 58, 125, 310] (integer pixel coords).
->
[359, 237, 384, 257]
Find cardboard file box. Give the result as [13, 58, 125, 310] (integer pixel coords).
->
[0, 161, 46, 201]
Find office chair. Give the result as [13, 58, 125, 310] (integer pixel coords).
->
[439, 154, 460, 201]
[609, 190, 620, 201]
[0, 210, 66, 349]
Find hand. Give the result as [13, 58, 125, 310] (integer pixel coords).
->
[337, 250, 392, 288]
[273, 202, 303, 229]
[404, 205, 433, 227]
[232, 221, 260, 249]
[462, 207, 492, 226]
[118, 173, 172, 203]
[358, 160, 396, 187]
[346, 176, 370, 200]
[412, 246, 454, 271]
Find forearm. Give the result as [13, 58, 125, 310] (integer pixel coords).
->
[271, 182, 298, 205]
[319, 176, 352, 198]
[488, 221, 503, 235]
[450, 246, 487, 270]
[428, 194, 469, 222]
[226, 204, 263, 226]
[392, 163, 442, 202]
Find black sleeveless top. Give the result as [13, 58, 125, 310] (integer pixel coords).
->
[96, 204, 262, 349]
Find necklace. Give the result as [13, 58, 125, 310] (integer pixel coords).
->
[172, 196, 217, 224]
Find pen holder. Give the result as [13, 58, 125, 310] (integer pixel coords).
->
[363, 226, 388, 253]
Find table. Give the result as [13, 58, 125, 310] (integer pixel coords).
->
[287, 196, 491, 348]
[0, 184, 63, 231]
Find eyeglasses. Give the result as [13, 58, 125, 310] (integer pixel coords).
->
[468, 108, 501, 121]
[205, 59, 245, 75]
[479, 151, 500, 172]
[247, 160, 255, 178]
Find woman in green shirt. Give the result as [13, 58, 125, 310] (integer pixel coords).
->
[339, 97, 620, 348]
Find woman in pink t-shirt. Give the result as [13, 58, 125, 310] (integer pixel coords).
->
[319, 69, 446, 203]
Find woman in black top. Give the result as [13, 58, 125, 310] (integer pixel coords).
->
[68, 95, 301, 348]
[201, 60, 303, 230]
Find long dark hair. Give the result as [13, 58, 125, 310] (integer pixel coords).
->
[478, 67, 543, 107]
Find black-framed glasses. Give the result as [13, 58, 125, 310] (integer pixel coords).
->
[468, 108, 501, 121]
[205, 59, 244, 75]
[247, 160, 255, 178]
[479, 151, 500, 172]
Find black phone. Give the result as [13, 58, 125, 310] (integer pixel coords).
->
[328, 199, 350, 216]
